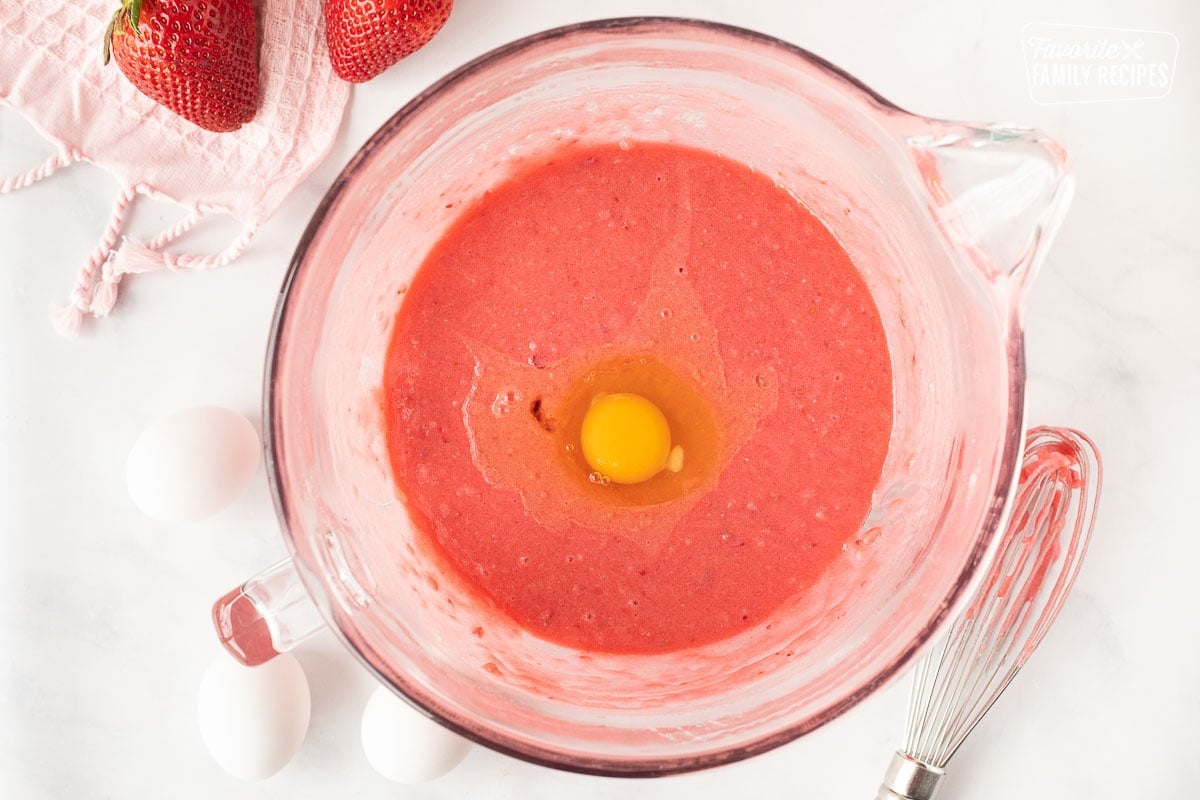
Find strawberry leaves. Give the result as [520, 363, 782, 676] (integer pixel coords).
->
[102, 0, 144, 65]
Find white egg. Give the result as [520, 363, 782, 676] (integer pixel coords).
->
[126, 406, 260, 522]
[197, 653, 311, 781]
[361, 686, 473, 782]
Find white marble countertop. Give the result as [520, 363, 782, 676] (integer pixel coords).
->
[2, 0, 1197, 797]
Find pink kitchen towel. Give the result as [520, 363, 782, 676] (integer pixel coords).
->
[0, 0, 350, 335]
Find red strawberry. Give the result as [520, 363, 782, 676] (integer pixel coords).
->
[325, 0, 453, 84]
[103, 0, 259, 133]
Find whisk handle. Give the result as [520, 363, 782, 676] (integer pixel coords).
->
[874, 752, 945, 800]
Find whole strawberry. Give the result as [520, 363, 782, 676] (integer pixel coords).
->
[326, 0, 453, 83]
[103, 0, 259, 133]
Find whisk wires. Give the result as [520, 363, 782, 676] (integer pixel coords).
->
[901, 428, 1100, 769]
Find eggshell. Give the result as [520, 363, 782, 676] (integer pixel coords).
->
[361, 686, 472, 782]
[197, 653, 311, 781]
[126, 406, 260, 522]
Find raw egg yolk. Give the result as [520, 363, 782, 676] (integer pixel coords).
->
[580, 393, 676, 484]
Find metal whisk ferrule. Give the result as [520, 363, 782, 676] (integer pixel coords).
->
[876, 752, 945, 800]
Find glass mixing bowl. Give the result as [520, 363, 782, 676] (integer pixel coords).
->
[213, 18, 1077, 775]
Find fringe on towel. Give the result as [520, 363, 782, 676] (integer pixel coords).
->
[1, 149, 257, 337]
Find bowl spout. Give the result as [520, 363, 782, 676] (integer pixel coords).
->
[905, 123, 1074, 310]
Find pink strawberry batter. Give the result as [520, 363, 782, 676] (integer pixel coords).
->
[384, 142, 892, 653]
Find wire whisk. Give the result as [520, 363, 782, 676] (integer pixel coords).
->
[876, 427, 1102, 800]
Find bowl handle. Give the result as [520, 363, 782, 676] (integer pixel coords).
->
[212, 558, 325, 666]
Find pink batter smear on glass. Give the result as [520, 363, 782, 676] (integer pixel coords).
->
[383, 142, 893, 653]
